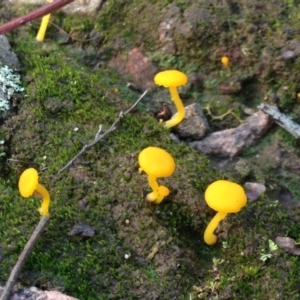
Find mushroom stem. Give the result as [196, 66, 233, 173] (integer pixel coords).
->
[146, 174, 159, 201]
[36, 13, 51, 42]
[35, 183, 50, 216]
[36, 0, 52, 42]
[204, 211, 228, 245]
[165, 86, 185, 128]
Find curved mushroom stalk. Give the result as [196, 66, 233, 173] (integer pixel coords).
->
[146, 178, 170, 204]
[146, 174, 160, 202]
[36, 0, 52, 42]
[165, 86, 185, 129]
[204, 211, 228, 245]
[35, 183, 50, 216]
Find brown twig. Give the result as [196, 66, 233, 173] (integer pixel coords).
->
[0, 216, 50, 300]
[0, 0, 75, 35]
[58, 90, 149, 173]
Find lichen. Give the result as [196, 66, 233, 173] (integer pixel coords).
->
[0, 65, 24, 117]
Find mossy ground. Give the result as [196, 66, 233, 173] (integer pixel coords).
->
[1, 1, 300, 299]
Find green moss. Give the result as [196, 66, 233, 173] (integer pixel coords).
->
[1, 1, 300, 299]
[0, 31, 220, 298]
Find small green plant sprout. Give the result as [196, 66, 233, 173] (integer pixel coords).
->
[242, 265, 260, 278]
[260, 239, 278, 262]
[222, 241, 228, 249]
[269, 200, 279, 208]
[154, 70, 188, 128]
[36, 0, 53, 42]
[204, 180, 247, 245]
[138, 147, 175, 204]
[212, 257, 224, 266]
[18, 168, 51, 216]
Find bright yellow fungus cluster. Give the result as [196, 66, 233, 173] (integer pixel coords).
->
[16, 66, 248, 246]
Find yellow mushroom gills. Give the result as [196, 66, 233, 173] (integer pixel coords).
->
[138, 147, 175, 204]
[154, 70, 188, 129]
[204, 180, 247, 245]
[18, 168, 51, 216]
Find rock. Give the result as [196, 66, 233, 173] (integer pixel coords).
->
[60, 0, 103, 15]
[281, 49, 297, 61]
[168, 133, 181, 144]
[190, 110, 273, 158]
[0, 286, 79, 300]
[244, 182, 267, 201]
[108, 48, 158, 91]
[287, 39, 300, 55]
[10, 0, 103, 15]
[44, 291, 79, 300]
[125, 48, 158, 90]
[158, 3, 181, 53]
[0, 35, 20, 69]
[183, 5, 219, 30]
[78, 198, 89, 210]
[68, 223, 95, 237]
[174, 103, 210, 140]
[275, 236, 300, 256]
[219, 79, 242, 95]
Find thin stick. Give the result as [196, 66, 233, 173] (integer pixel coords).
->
[0, 216, 50, 300]
[58, 90, 149, 173]
[0, 0, 75, 35]
[258, 103, 300, 139]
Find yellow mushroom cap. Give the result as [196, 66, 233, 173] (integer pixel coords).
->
[18, 168, 39, 198]
[221, 56, 229, 65]
[205, 180, 247, 213]
[138, 147, 175, 177]
[154, 70, 188, 88]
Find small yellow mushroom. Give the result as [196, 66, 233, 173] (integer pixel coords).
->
[221, 56, 230, 68]
[154, 70, 188, 129]
[18, 168, 51, 216]
[204, 180, 247, 245]
[138, 147, 175, 204]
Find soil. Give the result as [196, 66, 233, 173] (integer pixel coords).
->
[1, 1, 300, 300]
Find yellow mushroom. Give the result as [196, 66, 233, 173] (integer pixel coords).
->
[138, 147, 175, 204]
[36, 0, 53, 42]
[221, 56, 230, 68]
[154, 70, 188, 128]
[204, 180, 247, 245]
[18, 168, 50, 216]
